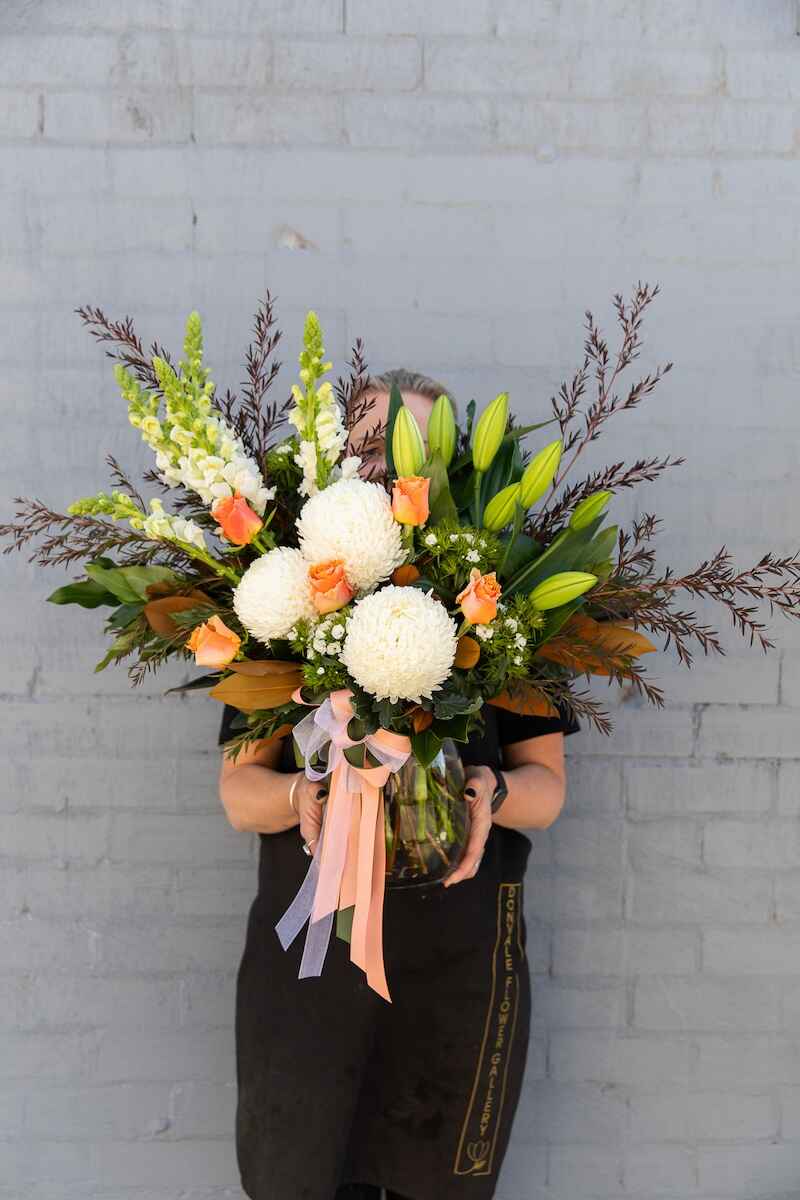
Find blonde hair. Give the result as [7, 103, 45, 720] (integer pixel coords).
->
[361, 367, 459, 419]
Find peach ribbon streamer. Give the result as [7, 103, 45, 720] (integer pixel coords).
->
[275, 688, 411, 1002]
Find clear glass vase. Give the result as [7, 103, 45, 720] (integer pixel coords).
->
[384, 739, 471, 889]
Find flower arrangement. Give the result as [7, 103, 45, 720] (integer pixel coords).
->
[4, 286, 799, 1000]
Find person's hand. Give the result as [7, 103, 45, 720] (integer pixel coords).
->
[443, 765, 496, 887]
[292, 773, 328, 853]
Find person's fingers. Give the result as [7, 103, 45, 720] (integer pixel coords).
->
[299, 789, 325, 845]
[444, 811, 491, 887]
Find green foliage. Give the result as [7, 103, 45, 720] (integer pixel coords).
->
[383, 383, 405, 479]
[85, 562, 180, 604]
[419, 452, 458, 524]
[47, 579, 117, 609]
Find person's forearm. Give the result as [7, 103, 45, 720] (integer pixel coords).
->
[221, 764, 301, 834]
[491, 763, 566, 831]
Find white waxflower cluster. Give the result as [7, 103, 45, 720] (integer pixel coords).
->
[232, 548, 316, 644]
[341, 586, 458, 703]
[306, 612, 348, 660]
[134, 498, 208, 551]
[296, 477, 406, 594]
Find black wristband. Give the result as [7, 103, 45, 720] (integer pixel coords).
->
[489, 766, 508, 814]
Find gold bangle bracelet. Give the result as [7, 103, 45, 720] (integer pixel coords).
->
[288, 773, 301, 816]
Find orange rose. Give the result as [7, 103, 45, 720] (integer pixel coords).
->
[391, 476, 430, 526]
[211, 491, 263, 546]
[186, 615, 241, 667]
[456, 568, 501, 625]
[308, 558, 354, 615]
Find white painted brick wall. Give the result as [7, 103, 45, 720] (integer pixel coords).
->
[1, 2, 799, 1197]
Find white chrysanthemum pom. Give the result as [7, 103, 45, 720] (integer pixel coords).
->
[296, 478, 405, 594]
[341, 586, 458, 703]
[232, 547, 316, 645]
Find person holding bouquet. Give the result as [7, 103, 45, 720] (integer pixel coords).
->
[10, 293, 797, 1200]
[218, 370, 579, 1200]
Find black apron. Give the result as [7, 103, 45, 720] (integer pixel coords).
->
[218, 701, 579, 1200]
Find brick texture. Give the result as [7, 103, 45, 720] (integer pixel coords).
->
[2, 2, 800, 1198]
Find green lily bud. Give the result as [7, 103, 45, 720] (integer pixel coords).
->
[471, 392, 509, 473]
[392, 405, 425, 478]
[427, 394, 457, 468]
[482, 483, 521, 532]
[529, 571, 598, 611]
[569, 490, 613, 531]
[519, 439, 562, 508]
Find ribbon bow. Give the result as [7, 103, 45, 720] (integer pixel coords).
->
[275, 689, 411, 1001]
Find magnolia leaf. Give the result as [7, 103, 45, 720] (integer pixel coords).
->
[565, 613, 657, 657]
[143, 594, 212, 637]
[454, 635, 481, 669]
[209, 668, 303, 712]
[537, 613, 658, 676]
[227, 659, 304, 677]
[489, 686, 559, 718]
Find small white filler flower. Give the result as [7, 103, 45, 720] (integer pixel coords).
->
[233, 547, 316, 644]
[341, 586, 458, 703]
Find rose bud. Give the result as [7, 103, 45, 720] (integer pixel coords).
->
[186, 615, 241, 667]
[392, 476, 431, 526]
[211, 491, 263, 545]
[456, 568, 502, 625]
[308, 558, 354, 614]
[529, 571, 598, 611]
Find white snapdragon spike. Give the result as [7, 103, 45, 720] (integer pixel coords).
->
[119, 312, 274, 517]
[136, 499, 208, 551]
[233, 548, 316, 644]
[294, 439, 319, 498]
[296, 477, 405, 594]
[341, 586, 458, 704]
[333, 455, 362, 481]
[155, 417, 274, 515]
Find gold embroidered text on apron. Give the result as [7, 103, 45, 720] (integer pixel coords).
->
[452, 882, 524, 1177]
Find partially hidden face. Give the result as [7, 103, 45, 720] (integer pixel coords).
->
[347, 388, 435, 478]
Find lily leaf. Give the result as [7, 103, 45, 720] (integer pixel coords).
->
[384, 382, 404, 479]
[420, 451, 458, 523]
[505, 517, 604, 597]
[498, 532, 542, 579]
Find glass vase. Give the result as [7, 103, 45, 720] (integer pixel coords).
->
[383, 739, 470, 889]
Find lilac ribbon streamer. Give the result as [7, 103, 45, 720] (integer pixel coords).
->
[275, 810, 333, 978]
[275, 695, 410, 982]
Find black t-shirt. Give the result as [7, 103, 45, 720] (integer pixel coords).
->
[216, 698, 580, 767]
[217, 697, 580, 896]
